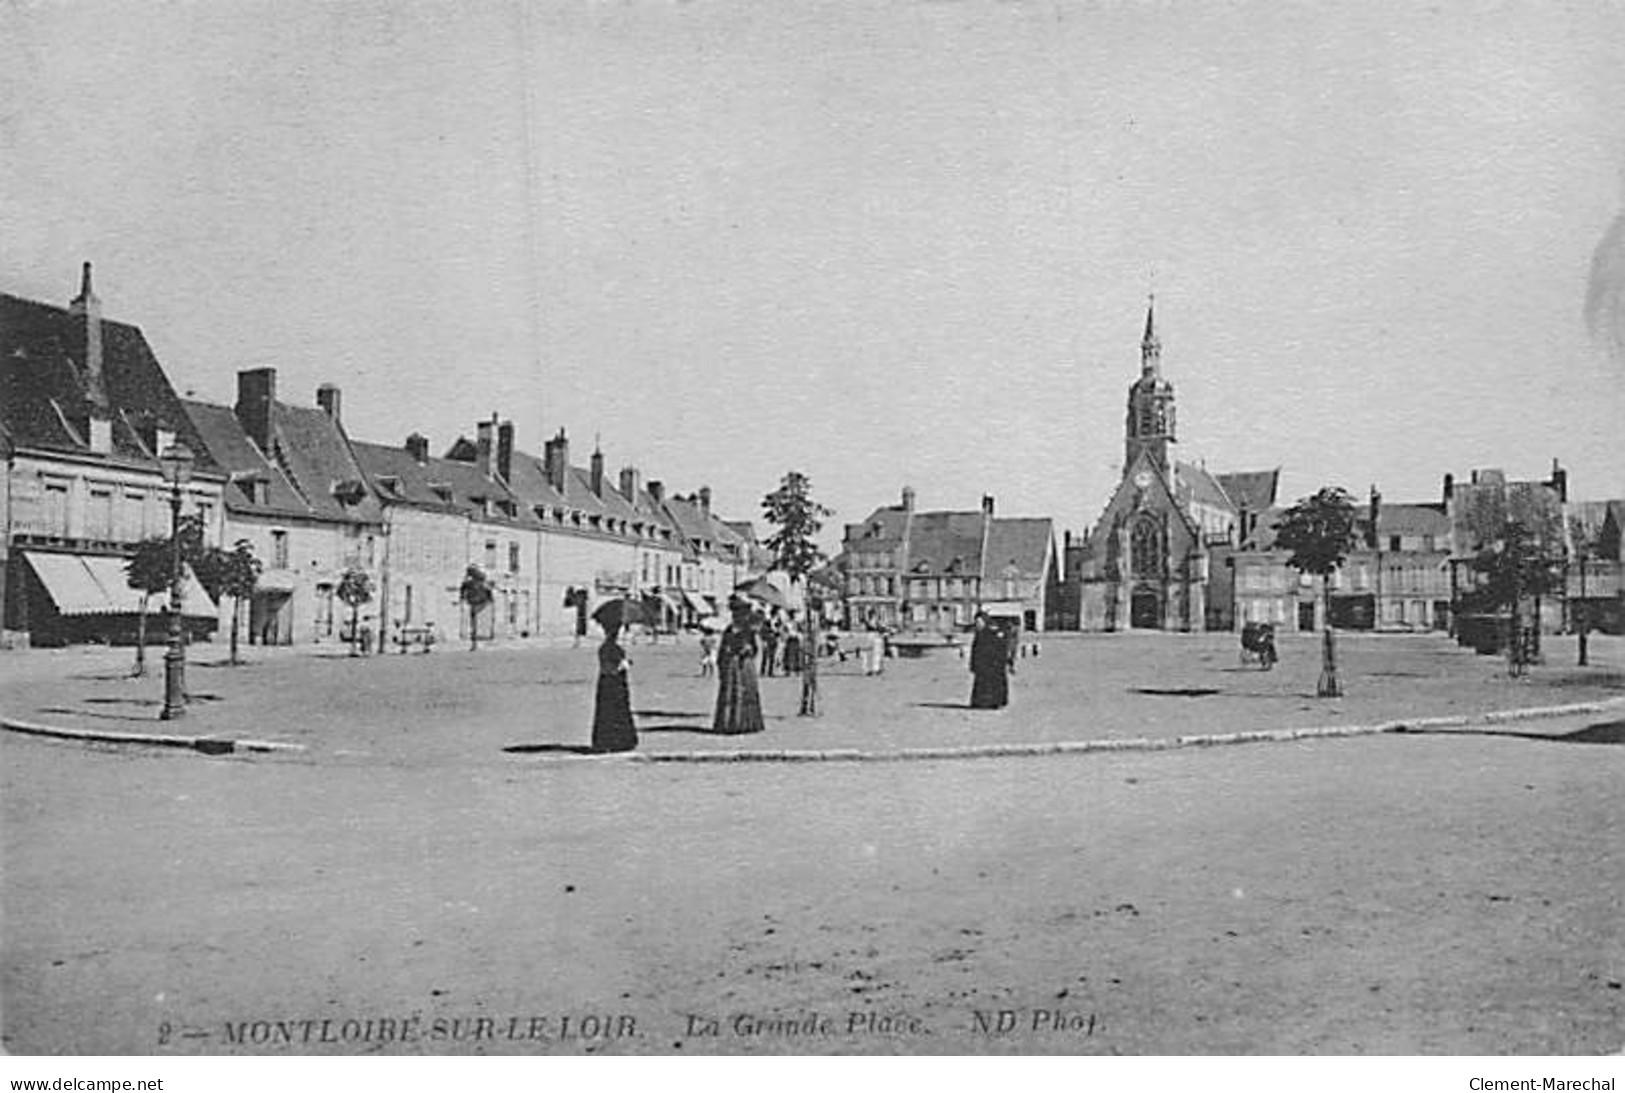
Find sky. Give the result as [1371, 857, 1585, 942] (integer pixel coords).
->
[4, 0, 1624, 548]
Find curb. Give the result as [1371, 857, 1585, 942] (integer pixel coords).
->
[618, 697, 1625, 765]
[1, 718, 306, 756]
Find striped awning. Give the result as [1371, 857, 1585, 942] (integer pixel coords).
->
[681, 589, 713, 614]
[26, 552, 216, 618]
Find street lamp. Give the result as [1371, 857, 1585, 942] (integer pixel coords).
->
[158, 442, 194, 720]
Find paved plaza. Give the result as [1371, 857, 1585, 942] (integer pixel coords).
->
[2, 632, 1623, 1054]
[3, 630, 1624, 763]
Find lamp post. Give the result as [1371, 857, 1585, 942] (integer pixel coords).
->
[158, 442, 194, 720]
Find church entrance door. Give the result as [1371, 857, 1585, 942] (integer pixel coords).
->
[1130, 588, 1162, 630]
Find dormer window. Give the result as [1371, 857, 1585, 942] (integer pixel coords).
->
[88, 416, 113, 454]
[376, 475, 401, 496]
[429, 483, 453, 504]
[332, 479, 367, 506]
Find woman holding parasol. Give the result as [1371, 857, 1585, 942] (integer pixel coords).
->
[590, 597, 639, 753]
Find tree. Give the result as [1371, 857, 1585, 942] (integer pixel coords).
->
[1569, 516, 1597, 667]
[200, 540, 262, 666]
[459, 564, 494, 651]
[761, 471, 834, 716]
[122, 513, 207, 677]
[124, 538, 174, 677]
[336, 567, 373, 656]
[1273, 486, 1357, 697]
[1470, 520, 1564, 677]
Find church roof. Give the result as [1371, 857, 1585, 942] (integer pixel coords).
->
[1176, 462, 1232, 511]
[1215, 469, 1280, 512]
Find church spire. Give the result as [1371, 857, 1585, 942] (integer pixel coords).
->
[1140, 293, 1161, 375]
[1125, 296, 1175, 473]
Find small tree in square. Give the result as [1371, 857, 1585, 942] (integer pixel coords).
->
[761, 471, 834, 716]
[460, 564, 494, 651]
[1273, 486, 1357, 697]
[124, 537, 174, 678]
[201, 540, 262, 666]
[336, 566, 373, 657]
[1470, 520, 1564, 677]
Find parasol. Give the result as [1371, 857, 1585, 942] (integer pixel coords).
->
[734, 577, 789, 610]
[591, 596, 646, 630]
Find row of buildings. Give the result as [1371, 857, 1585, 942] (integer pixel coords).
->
[5, 268, 1618, 649]
[834, 300, 1623, 638]
[2, 267, 771, 649]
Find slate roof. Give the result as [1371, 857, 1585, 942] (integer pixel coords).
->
[351, 439, 534, 528]
[1176, 462, 1233, 511]
[846, 506, 911, 546]
[984, 517, 1055, 578]
[497, 448, 679, 542]
[903, 511, 987, 575]
[271, 406, 383, 524]
[1215, 469, 1280, 513]
[663, 494, 747, 557]
[1363, 501, 1449, 541]
[181, 400, 311, 520]
[1, 291, 213, 472]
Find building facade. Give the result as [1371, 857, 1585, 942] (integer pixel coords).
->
[183, 371, 385, 646]
[2, 267, 226, 647]
[839, 489, 1058, 633]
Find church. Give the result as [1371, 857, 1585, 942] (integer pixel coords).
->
[1068, 301, 1279, 631]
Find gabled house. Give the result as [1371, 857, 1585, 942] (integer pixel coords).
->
[498, 428, 686, 638]
[840, 489, 1058, 633]
[352, 417, 541, 645]
[2, 265, 226, 646]
[659, 486, 750, 613]
[183, 372, 384, 645]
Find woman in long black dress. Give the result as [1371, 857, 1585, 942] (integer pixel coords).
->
[591, 620, 638, 752]
[968, 612, 1009, 710]
[714, 598, 765, 734]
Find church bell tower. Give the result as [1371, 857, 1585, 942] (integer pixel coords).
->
[1124, 296, 1176, 474]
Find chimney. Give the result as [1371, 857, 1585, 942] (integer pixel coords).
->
[405, 433, 429, 465]
[619, 466, 642, 504]
[981, 494, 995, 516]
[590, 446, 606, 498]
[1442, 473, 1455, 504]
[236, 367, 277, 453]
[698, 486, 712, 516]
[316, 383, 342, 423]
[647, 480, 664, 504]
[901, 485, 915, 512]
[1548, 458, 1568, 503]
[497, 420, 514, 484]
[68, 262, 107, 410]
[476, 415, 497, 480]
[544, 429, 570, 492]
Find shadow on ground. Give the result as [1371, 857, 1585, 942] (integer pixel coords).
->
[501, 743, 599, 756]
[1403, 718, 1625, 745]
